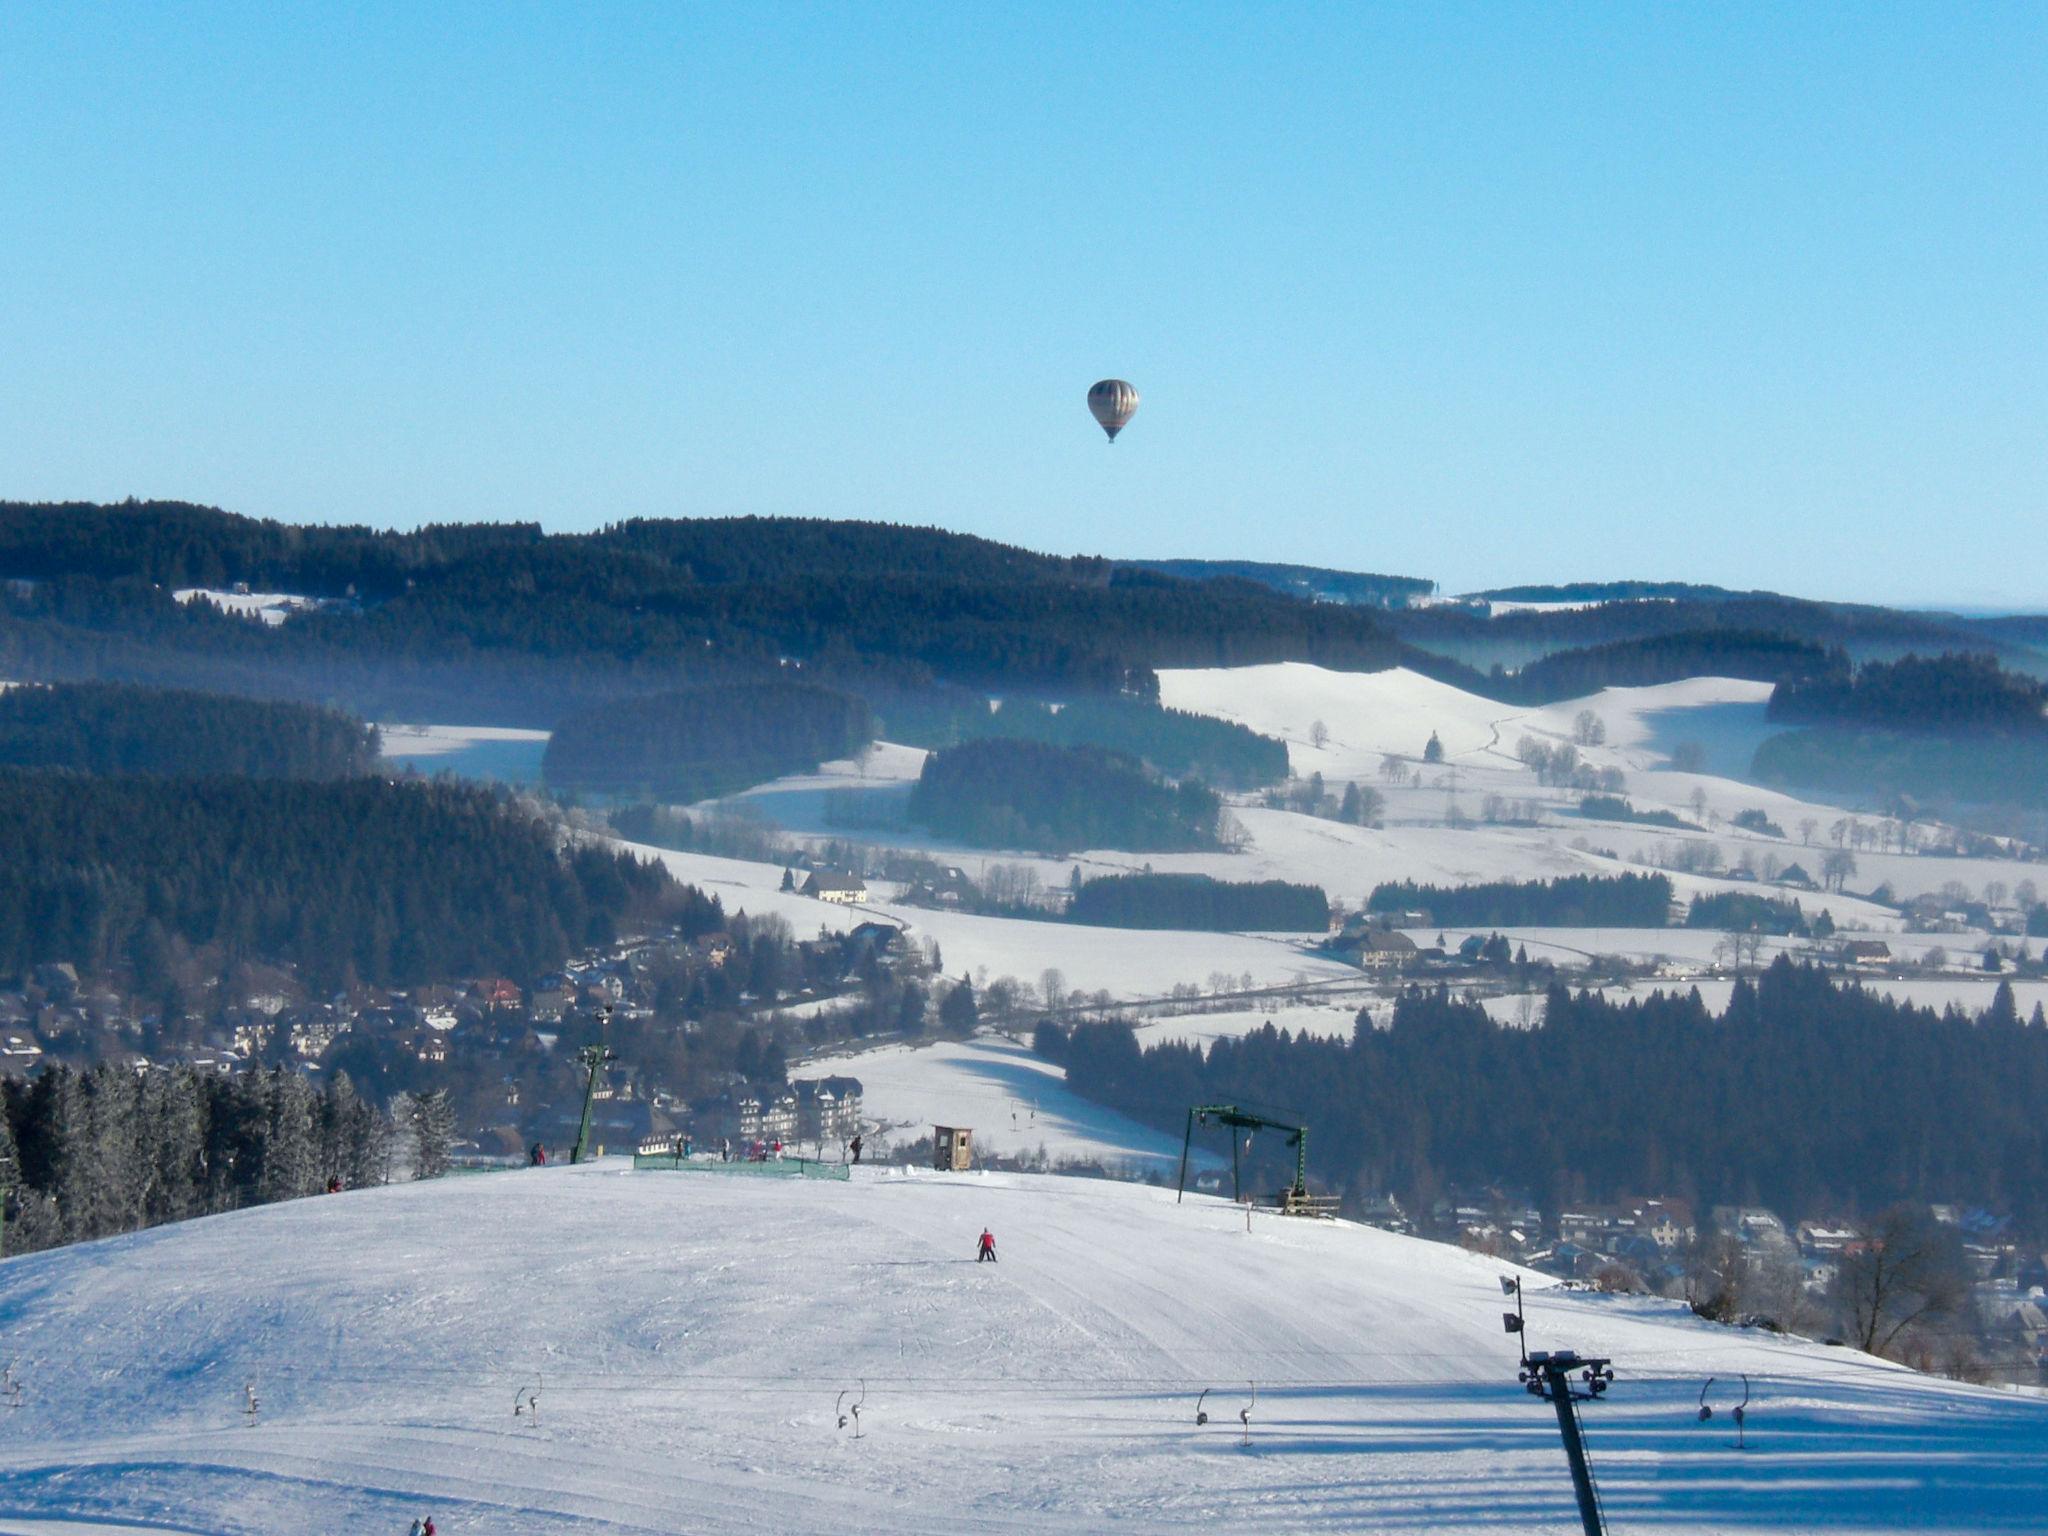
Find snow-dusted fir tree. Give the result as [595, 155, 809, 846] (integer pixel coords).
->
[406, 1090, 455, 1180]
[261, 1070, 319, 1204]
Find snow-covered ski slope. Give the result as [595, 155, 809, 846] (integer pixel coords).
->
[0, 1165, 2042, 1534]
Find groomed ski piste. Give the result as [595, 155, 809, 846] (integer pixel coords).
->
[0, 1163, 2042, 1534]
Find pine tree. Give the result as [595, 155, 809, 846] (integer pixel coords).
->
[0, 1092, 17, 1258]
[939, 976, 979, 1033]
[407, 1090, 454, 1180]
[1339, 782, 1363, 824]
[261, 1070, 318, 1203]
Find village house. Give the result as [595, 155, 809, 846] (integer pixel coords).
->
[803, 871, 870, 904]
[1842, 940, 1892, 969]
[691, 933, 737, 969]
[529, 975, 574, 1022]
[472, 977, 524, 1013]
[694, 1087, 801, 1147]
[792, 1076, 864, 1141]
[1355, 930, 1418, 969]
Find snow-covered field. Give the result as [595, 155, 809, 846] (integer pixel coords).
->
[1131, 1000, 1361, 1050]
[617, 840, 1354, 1001]
[814, 1034, 1194, 1172]
[378, 724, 553, 785]
[172, 587, 323, 626]
[0, 1165, 2041, 1534]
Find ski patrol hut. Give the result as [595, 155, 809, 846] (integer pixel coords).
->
[933, 1125, 973, 1171]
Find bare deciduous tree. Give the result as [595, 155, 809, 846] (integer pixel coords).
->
[1832, 1206, 1971, 1359]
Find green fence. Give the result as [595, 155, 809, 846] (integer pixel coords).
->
[632, 1152, 850, 1181]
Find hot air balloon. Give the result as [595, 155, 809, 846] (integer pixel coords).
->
[1087, 379, 1139, 443]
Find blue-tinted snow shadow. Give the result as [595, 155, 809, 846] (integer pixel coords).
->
[1125, 1379, 2048, 1530]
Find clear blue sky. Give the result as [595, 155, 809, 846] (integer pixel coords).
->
[2, 4, 2043, 604]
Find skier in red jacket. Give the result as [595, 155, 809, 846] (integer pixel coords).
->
[977, 1228, 996, 1263]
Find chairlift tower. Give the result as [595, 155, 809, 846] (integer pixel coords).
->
[1502, 1274, 1615, 1536]
[1176, 1104, 1311, 1208]
[570, 1009, 618, 1166]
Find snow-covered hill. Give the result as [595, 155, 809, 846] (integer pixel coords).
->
[0, 1166, 2042, 1534]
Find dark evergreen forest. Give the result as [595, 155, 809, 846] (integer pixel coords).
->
[0, 503, 1412, 722]
[1485, 630, 1831, 704]
[909, 739, 1226, 852]
[876, 689, 1287, 789]
[1684, 892, 1813, 935]
[0, 1064, 390, 1255]
[0, 681, 378, 779]
[543, 680, 874, 801]
[1067, 874, 1329, 932]
[1365, 873, 1673, 927]
[1055, 960, 2048, 1236]
[1770, 653, 2048, 734]
[0, 772, 701, 989]
[1389, 594, 2044, 678]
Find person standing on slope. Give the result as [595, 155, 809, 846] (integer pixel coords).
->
[977, 1227, 997, 1263]
[850, 1133, 863, 1165]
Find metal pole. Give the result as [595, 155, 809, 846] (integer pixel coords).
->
[571, 1045, 607, 1165]
[1177, 1109, 1195, 1204]
[1542, 1360, 1605, 1536]
[1231, 1121, 1241, 1203]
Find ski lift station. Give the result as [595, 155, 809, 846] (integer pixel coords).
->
[933, 1125, 973, 1171]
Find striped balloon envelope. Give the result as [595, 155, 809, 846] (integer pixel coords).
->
[1086, 379, 1139, 442]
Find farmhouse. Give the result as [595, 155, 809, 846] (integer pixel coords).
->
[803, 871, 870, 904]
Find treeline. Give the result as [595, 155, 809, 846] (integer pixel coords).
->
[877, 689, 1288, 790]
[1117, 559, 1434, 609]
[1068, 874, 1328, 932]
[0, 1064, 389, 1255]
[1387, 592, 2036, 679]
[1055, 960, 2048, 1236]
[0, 681, 378, 779]
[1770, 652, 2048, 734]
[1685, 892, 1813, 935]
[1365, 873, 1672, 927]
[0, 772, 703, 991]
[0, 503, 1411, 719]
[544, 680, 874, 800]
[908, 739, 1225, 853]
[1492, 630, 1831, 705]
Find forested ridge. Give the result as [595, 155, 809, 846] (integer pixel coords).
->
[1055, 959, 2048, 1236]
[1389, 594, 2042, 678]
[0, 772, 699, 990]
[1769, 653, 2048, 734]
[1365, 873, 1673, 927]
[0, 503, 1410, 721]
[1489, 631, 1831, 704]
[909, 738, 1226, 853]
[0, 681, 378, 779]
[544, 680, 874, 800]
